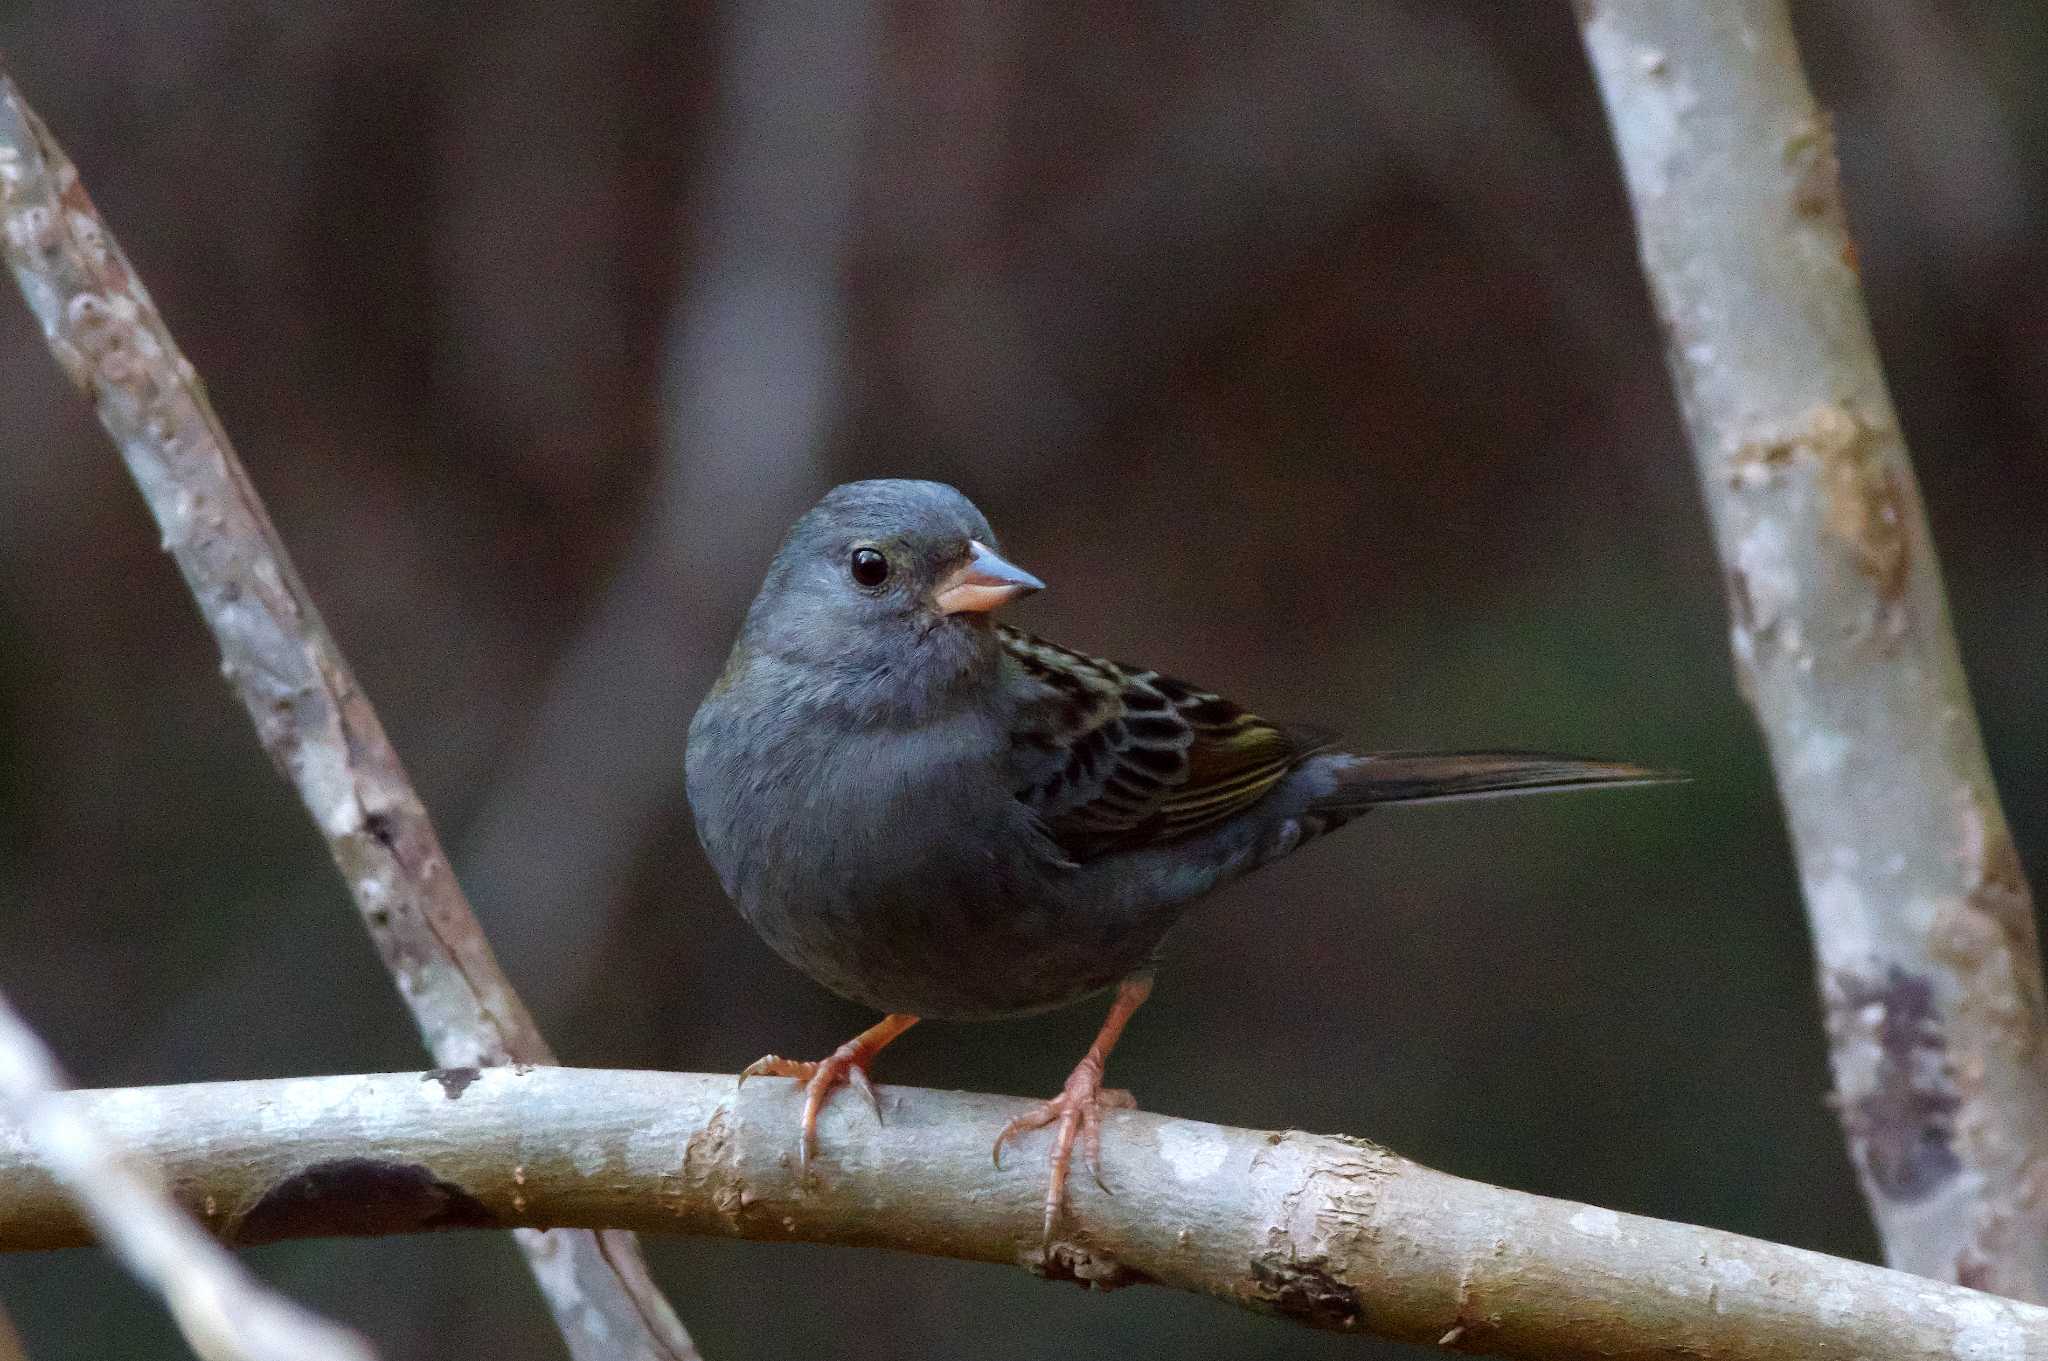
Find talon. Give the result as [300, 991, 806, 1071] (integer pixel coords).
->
[738, 1054, 811, 1089]
[846, 1064, 883, 1124]
[1085, 1128, 1111, 1196]
[993, 1104, 1049, 1171]
[732, 1014, 918, 1169]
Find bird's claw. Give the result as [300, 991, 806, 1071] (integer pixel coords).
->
[736, 1054, 804, 1088]
[992, 1064, 1136, 1239]
[844, 1061, 883, 1123]
[730, 1016, 917, 1170]
[736, 1042, 886, 1167]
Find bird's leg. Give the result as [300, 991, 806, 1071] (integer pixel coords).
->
[992, 975, 1152, 1239]
[739, 1013, 919, 1165]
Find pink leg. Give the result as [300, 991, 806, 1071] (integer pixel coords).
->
[992, 976, 1152, 1239]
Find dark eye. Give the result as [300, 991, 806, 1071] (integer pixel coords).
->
[849, 547, 890, 588]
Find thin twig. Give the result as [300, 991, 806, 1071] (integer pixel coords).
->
[0, 992, 375, 1361]
[0, 67, 698, 1361]
[1577, 0, 2048, 1300]
[0, 1068, 2042, 1360]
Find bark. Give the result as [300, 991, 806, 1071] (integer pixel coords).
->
[0, 69, 698, 1361]
[1576, 0, 2048, 1299]
[0, 1069, 2043, 1360]
[0, 989, 375, 1361]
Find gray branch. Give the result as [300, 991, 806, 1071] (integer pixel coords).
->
[0, 990, 375, 1361]
[0, 1069, 2042, 1360]
[0, 68, 698, 1361]
[1577, 1, 2048, 1298]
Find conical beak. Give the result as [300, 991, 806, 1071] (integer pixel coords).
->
[933, 540, 1045, 615]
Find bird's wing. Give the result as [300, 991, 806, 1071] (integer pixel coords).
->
[999, 627, 1314, 862]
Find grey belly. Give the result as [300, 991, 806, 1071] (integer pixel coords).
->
[738, 868, 1170, 1021]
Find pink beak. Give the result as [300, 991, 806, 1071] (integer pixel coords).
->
[932, 540, 1045, 615]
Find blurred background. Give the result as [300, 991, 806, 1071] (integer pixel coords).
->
[0, 2, 2043, 1358]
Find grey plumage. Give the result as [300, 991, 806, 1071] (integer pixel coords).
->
[686, 478, 1665, 1022]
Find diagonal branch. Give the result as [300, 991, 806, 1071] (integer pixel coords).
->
[0, 66, 698, 1361]
[1576, 1, 2048, 1300]
[0, 1069, 2042, 1361]
[0, 988, 374, 1361]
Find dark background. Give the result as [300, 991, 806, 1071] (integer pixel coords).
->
[1, 3, 2043, 1358]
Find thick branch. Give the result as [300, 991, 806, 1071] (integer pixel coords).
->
[0, 69, 697, 1360]
[1577, 2, 2048, 1299]
[0, 989, 375, 1361]
[0, 1069, 2039, 1360]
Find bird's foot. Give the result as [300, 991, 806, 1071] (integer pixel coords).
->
[737, 1046, 880, 1166]
[736, 1013, 917, 1166]
[992, 1059, 1138, 1240]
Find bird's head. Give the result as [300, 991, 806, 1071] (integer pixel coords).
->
[737, 479, 1044, 715]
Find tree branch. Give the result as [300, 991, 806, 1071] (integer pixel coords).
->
[0, 66, 698, 1361]
[1576, 1, 2048, 1300]
[0, 1069, 2041, 1359]
[0, 989, 375, 1361]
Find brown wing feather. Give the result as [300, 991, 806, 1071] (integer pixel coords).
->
[1000, 627, 1309, 861]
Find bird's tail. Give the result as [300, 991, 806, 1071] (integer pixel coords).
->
[1313, 750, 1678, 813]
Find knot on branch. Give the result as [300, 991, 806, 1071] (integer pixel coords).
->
[1249, 1253, 1365, 1330]
[1024, 1239, 1150, 1292]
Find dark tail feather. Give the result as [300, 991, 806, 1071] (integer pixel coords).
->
[1317, 750, 1681, 811]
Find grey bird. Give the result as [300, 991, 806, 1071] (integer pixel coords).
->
[686, 478, 1666, 1235]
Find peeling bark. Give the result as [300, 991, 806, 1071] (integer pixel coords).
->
[2, 1069, 2046, 1360]
[0, 69, 698, 1361]
[1578, 1, 2048, 1299]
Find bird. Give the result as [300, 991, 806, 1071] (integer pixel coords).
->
[686, 478, 1668, 1239]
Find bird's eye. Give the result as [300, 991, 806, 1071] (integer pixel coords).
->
[849, 547, 890, 588]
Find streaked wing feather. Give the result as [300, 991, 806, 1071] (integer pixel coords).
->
[1001, 627, 1307, 861]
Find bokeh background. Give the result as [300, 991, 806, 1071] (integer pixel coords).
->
[0, 3, 2043, 1358]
